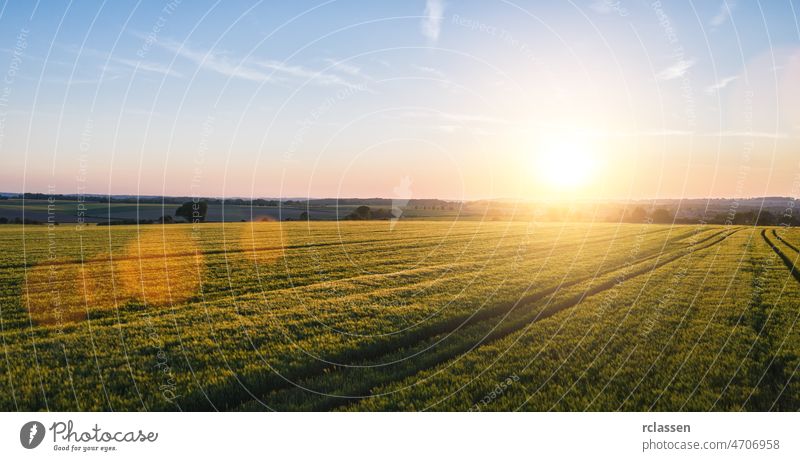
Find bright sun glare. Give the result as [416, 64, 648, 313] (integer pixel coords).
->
[534, 137, 597, 189]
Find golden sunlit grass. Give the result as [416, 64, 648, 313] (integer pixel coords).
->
[24, 227, 207, 325]
[23, 258, 86, 326]
[238, 221, 283, 266]
[117, 227, 204, 307]
[79, 253, 118, 312]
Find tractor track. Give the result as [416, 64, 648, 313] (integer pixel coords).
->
[201, 227, 737, 411]
[762, 229, 800, 283]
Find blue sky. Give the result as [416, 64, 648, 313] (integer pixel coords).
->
[1, 0, 799, 200]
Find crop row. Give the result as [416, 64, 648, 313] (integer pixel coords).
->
[347, 229, 800, 411]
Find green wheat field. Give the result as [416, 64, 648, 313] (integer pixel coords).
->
[1, 221, 798, 411]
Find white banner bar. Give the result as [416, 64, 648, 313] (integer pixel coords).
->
[1, 412, 796, 460]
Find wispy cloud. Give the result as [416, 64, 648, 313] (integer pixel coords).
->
[599, 129, 790, 139]
[656, 59, 695, 80]
[256, 59, 363, 89]
[436, 125, 459, 133]
[38, 74, 120, 86]
[158, 39, 366, 89]
[323, 58, 363, 77]
[413, 65, 446, 79]
[705, 75, 738, 94]
[421, 0, 445, 42]
[563, 128, 790, 139]
[60, 44, 183, 79]
[114, 57, 183, 78]
[589, 0, 613, 14]
[613, 129, 695, 137]
[392, 110, 508, 125]
[122, 108, 167, 118]
[412, 65, 461, 93]
[158, 39, 275, 82]
[710, 1, 735, 28]
[708, 131, 789, 139]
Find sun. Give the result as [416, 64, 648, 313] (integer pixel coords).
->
[533, 136, 597, 189]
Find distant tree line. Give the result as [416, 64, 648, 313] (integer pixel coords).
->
[620, 206, 800, 226]
[96, 216, 175, 226]
[622, 207, 673, 224]
[343, 206, 393, 220]
[95, 200, 206, 225]
[704, 209, 797, 226]
[10, 193, 463, 210]
[0, 217, 47, 224]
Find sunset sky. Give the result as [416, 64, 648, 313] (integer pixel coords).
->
[1, 1, 799, 201]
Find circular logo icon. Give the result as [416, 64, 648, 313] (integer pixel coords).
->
[20, 421, 45, 449]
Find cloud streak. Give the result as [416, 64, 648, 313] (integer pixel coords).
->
[158, 39, 275, 82]
[323, 58, 363, 77]
[710, 1, 735, 27]
[656, 59, 695, 80]
[60, 44, 184, 79]
[421, 0, 445, 42]
[158, 39, 366, 89]
[708, 131, 789, 139]
[393, 110, 509, 125]
[114, 57, 183, 78]
[705, 75, 738, 94]
[413, 65, 446, 79]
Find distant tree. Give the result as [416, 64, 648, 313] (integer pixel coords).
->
[299, 211, 308, 220]
[346, 205, 372, 220]
[371, 208, 391, 219]
[651, 208, 673, 224]
[756, 210, 776, 226]
[732, 210, 756, 225]
[158, 215, 174, 224]
[0, 217, 7, 224]
[175, 200, 208, 223]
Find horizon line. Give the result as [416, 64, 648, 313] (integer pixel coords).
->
[2, 191, 796, 203]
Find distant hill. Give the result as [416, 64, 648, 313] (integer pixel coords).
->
[0, 192, 795, 225]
